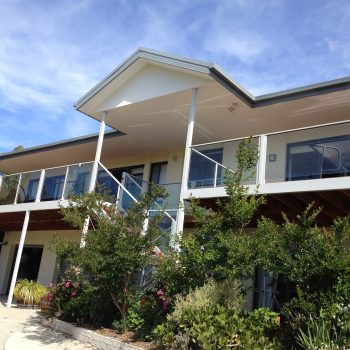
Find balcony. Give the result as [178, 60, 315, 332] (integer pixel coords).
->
[0, 161, 181, 216]
[186, 120, 350, 198]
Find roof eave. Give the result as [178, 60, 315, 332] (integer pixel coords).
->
[0, 130, 123, 161]
[73, 47, 213, 111]
[74, 47, 350, 112]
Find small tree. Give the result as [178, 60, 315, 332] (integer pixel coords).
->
[155, 138, 265, 295]
[54, 185, 166, 322]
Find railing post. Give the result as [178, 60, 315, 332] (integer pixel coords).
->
[213, 163, 218, 188]
[177, 88, 198, 235]
[14, 174, 22, 204]
[257, 135, 267, 186]
[35, 169, 46, 203]
[61, 166, 70, 200]
[7, 210, 30, 308]
[0, 176, 3, 196]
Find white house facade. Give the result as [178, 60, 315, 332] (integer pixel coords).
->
[1, 48, 350, 308]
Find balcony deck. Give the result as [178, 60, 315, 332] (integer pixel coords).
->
[185, 119, 350, 199]
[1, 120, 350, 217]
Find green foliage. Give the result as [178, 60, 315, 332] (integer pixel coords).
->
[296, 315, 350, 350]
[112, 298, 144, 333]
[54, 184, 166, 322]
[13, 279, 47, 305]
[45, 268, 108, 324]
[155, 138, 264, 296]
[153, 279, 281, 350]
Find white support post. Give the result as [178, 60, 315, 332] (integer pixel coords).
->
[213, 163, 218, 188]
[0, 176, 3, 194]
[82, 111, 106, 246]
[257, 134, 267, 185]
[176, 88, 198, 235]
[80, 217, 89, 248]
[35, 169, 45, 203]
[7, 210, 30, 308]
[88, 111, 106, 193]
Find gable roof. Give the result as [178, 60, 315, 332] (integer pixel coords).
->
[74, 47, 350, 111]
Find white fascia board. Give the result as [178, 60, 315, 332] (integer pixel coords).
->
[184, 176, 350, 200]
[74, 48, 212, 111]
[0, 200, 70, 214]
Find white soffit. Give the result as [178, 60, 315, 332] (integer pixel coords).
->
[92, 63, 212, 114]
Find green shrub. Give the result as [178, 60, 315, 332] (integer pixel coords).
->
[47, 269, 117, 326]
[153, 279, 281, 350]
[296, 316, 349, 350]
[14, 279, 47, 305]
[112, 298, 144, 333]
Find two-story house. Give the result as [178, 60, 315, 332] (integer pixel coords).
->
[1, 48, 350, 308]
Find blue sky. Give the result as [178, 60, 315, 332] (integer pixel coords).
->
[0, 0, 349, 153]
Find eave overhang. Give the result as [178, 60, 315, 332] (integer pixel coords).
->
[74, 47, 350, 113]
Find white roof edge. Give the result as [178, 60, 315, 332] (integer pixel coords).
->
[74, 47, 214, 110]
[74, 47, 350, 111]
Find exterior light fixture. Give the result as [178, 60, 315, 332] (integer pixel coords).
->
[228, 103, 238, 116]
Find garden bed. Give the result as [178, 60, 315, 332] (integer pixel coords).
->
[44, 319, 157, 350]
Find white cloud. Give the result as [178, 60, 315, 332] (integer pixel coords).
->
[64, 114, 100, 139]
[0, 0, 349, 153]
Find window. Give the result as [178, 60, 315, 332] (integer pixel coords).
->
[287, 135, 350, 181]
[24, 179, 39, 202]
[188, 148, 223, 188]
[150, 162, 167, 185]
[41, 175, 65, 201]
[70, 172, 90, 196]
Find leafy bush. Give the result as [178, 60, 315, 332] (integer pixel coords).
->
[14, 279, 47, 305]
[54, 184, 166, 323]
[155, 138, 264, 297]
[46, 268, 117, 325]
[112, 297, 144, 333]
[153, 279, 281, 350]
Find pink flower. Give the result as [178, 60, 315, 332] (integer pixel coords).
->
[71, 290, 77, 297]
[156, 289, 164, 297]
[65, 281, 71, 289]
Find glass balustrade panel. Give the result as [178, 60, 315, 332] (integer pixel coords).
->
[188, 138, 258, 189]
[41, 167, 67, 201]
[16, 171, 41, 203]
[265, 123, 350, 183]
[0, 174, 20, 205]
[63, 163, 93, 199]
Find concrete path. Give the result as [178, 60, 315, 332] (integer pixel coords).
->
[0, 297, 95, 350]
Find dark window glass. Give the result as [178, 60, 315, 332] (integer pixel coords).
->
[150, 162, 167, 185]
[41, 175, 65, 201]
[24, 179, 39, 202]
[188, 148, 223, 188]
[287, 135, 350, 181]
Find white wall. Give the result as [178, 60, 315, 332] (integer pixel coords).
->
[104, 149, 185, 185]
[0, 230, 81, 294]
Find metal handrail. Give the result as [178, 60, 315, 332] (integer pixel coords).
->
[0, 161, 95, 178]
[191, 148, 235, 174]
[191, 119, 350, 148]
[97, 162, 139, 204]
[123, 172, 177, 223]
